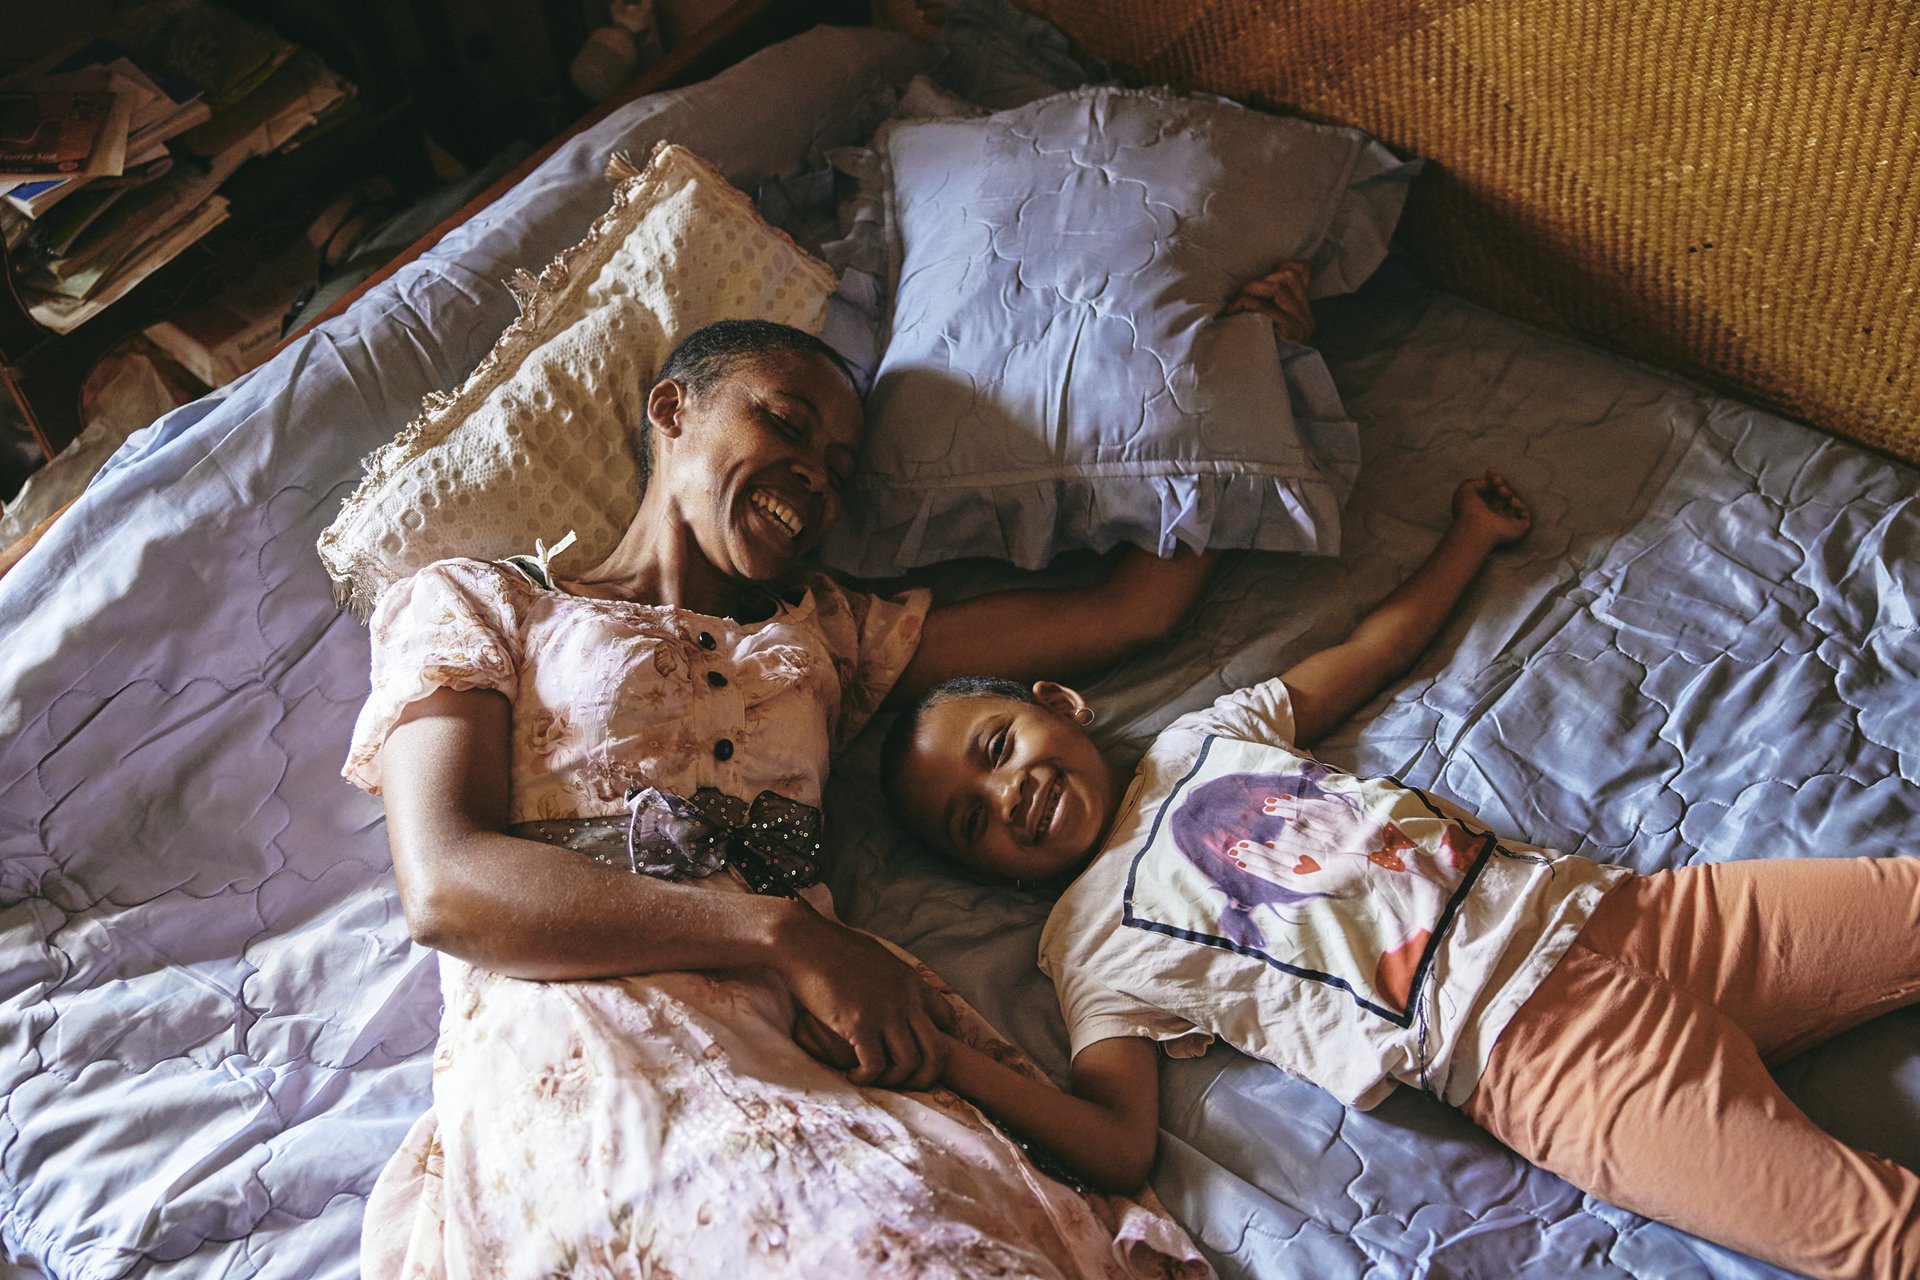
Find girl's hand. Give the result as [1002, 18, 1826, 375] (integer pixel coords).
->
[1223, 260, 1315, 343]
[1452, 468, 1533, 547]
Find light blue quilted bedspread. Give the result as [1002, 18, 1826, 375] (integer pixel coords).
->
[2, 26, 1916, 1280]
[823, 259, 1920, 1280]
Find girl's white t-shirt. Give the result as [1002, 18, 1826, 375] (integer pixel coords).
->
[1037, 678, 1629, 1108]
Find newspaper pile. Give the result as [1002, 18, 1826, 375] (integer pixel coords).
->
[0, 0, 353, 335]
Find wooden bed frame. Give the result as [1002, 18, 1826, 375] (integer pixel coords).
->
[0, 0, 867, 584]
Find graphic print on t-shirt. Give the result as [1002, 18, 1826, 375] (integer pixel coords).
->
[1122, 735, 1492, 1024]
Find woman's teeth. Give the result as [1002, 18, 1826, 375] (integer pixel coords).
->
[750, 490, 803, 539]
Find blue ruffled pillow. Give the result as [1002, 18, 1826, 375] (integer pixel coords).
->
[819, 85, 1419, 575]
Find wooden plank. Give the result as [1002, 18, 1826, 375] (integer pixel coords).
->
[0, 497, 75, 582]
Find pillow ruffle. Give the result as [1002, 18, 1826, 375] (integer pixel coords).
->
[316, 143, 840, 618]
[827, 464, 1355, 575]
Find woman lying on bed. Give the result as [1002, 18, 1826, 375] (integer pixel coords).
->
[339, 300, 1335, 1275]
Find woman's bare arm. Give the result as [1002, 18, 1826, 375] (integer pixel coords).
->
[898, 545, 1218, 697]
[894, 262, 1329, 698]
[937, 1034, 1162, 1192]
[381, 686, 951, 1086]
[383, 687, 784, 974]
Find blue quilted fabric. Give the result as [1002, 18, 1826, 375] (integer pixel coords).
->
[819, 86, 1418, 576]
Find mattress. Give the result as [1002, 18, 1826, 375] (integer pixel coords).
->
[3, 20, 1916, 1280]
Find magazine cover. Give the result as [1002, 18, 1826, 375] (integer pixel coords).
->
[0, 92, 114, 176]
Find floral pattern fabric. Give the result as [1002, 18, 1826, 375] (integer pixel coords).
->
[345, 558, 929, 816]
[346, 558, 1211, 1279]
[361, 949, 1210, 1280]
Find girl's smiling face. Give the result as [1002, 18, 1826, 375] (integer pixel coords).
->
[894, 686, 1120, 883]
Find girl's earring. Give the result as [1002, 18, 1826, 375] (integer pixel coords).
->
[1072, 706, 1096, 726]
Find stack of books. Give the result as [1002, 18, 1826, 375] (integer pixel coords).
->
[0, 0, 354, 336]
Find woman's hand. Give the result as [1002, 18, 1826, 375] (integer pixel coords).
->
[1451, 468, 1533, 547]
[1223, 260, 1316, 343]
[774, 903, 955, 1089]
[791, 1006, 950, 1090]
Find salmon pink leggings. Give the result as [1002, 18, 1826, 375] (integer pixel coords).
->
[1463, 856, 1920, 1280]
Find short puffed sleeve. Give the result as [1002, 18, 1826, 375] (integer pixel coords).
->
[805, 575, 931, 754]
[342, 559, 528, 793]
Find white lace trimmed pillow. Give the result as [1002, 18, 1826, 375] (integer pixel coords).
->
[318, 142, 841, 617]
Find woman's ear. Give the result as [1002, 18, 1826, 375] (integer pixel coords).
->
[646, 378, 686, 438]
[1031, 680, 1090, 721]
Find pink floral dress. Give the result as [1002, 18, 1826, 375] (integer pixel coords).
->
[345, 559, 1210, 1280]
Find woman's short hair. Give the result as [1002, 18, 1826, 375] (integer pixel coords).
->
[639, 319, 856, 484]
[654, 318, 854, 398]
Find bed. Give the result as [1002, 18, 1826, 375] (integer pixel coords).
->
[3, 10, 1917, 1280]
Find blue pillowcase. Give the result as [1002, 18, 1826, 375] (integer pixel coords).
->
[818, 85, 1418, 576]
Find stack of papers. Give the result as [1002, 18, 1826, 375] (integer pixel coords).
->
[145, 235, 317, 387]
[2, 1, 355, 335]
[175, 51, 351, 185]
[24, 165, 223, 299]
[1, 50, 210, 218]
[1, 82, 134, 216]
[115, 0, 297, 109]
[25, 194, 229, 334]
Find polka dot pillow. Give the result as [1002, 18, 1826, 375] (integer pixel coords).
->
[318, 143, 839, 617]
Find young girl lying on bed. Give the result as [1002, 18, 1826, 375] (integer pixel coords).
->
[882, 471, 1920, 1280]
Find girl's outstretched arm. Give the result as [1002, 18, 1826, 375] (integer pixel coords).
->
[937, 1033, 1162, 1192]
[1284, 469, 1531, 746]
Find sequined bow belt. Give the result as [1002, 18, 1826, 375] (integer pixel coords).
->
[510, 786, 823, 898]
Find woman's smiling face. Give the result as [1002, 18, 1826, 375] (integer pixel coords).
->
[649, 347, 863, 585]
[894, 689, 1119, 883]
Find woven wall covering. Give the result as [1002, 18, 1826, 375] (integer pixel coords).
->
[1014, 1, 1920, 463]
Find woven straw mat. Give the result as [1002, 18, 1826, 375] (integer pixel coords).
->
[1015, 0, 1920, 464]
